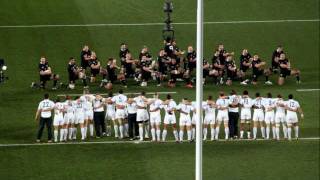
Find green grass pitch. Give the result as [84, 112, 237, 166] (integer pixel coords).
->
[0, 0, 319, 179]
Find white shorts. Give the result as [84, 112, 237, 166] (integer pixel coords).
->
[264, 111, 275, 124]
[179, 114, 191, 126]
[217, 111, 229, 122]
[275, 113, 286, 123]
[204, 114, 216, 125]
[85, 111, 93, 120]
[164, 114, 176, 124]
[240, 109, 251, 121]
[253, 109, 264, 122]
[115, 109, 126, 119]
[137, 109, 149, 122]
[64, 113, 74, 124]
[74, 112, 85, 124]
[105, 112, 116, 121]
[53, 115, 64, 126]
[150, 112, 161, 124]
[286, 112, 298, 124]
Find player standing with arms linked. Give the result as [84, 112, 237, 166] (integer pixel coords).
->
[285, 94, 304, 140]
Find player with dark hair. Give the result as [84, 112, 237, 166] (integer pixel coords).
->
[119, 43, 130, 66]
[278, 53, 301, 85]
[211, 50, 225, 85]
[239, 49, 252, 85]
[251, 55, 272, 85]
[162, 94, 179, 142]
[38, 56, 60, 89]
[80, 45, 92, 69]
[252, 92, 265, 139]
[271, 45, 284, 72]
[239, 90, 253, 139]
[67, 57, 87, 89]
[285, 94, 304, 140]
[88, 52, 100, 83]
[156, 49, 169, 86]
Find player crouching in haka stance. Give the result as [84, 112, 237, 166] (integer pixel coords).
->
[251, 55, 272, 85]
[162, 94, 179, 142]
[53, 98, 65, 142]
[177, 98, 193, 142]
[274, 94, 287, 140]
[239, 90, 253, 139]
[278, 53, 301, 85]
[148, 93, 163, 142]
[110, 90, 127, 139]
[67, 57, 87, 89]
[203, 96, 216, 141]
[252, 93, 266, 140]
[134, 92, 150, 141]
[285, 94, 304, 140]
[37, 56, 60, 90]
[263, 93, 276, 140]
[215, 92, 230, 140]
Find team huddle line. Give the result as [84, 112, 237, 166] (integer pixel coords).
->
[35, 89, 303, 143]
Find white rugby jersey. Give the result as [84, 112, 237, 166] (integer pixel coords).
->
[164, 99, 177, 115]
[263, 98, 276, 111]
[149, 99, 163, 113]
[74, 100, 85, 113]
[275, 98, 286, 114]
[134, 96, 147, 108]
[37, 99, 55, 118]
[228, 95, 240, 112]
[216, 98, 230, 111]
[106, 98, 116, 114]
[177, 103, 192, 115]
[93, 98, 104, 112]
[126, 102, 137, 114]
[64, 100, 74, 114]
[84, 100, 93, 112]
[240, 96, 253, 109]
[285, 99, 300, 113]
[54, 102, 65, 116]
[112, 94, 127, 106]
[252, 98, 264, 109]
[203, 101, 216, 115]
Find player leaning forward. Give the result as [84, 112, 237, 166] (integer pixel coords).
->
[285, 94, 304, 140]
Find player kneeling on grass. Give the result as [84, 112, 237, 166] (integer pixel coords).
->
[134, 92, 150, 141]
[53, 98, 65, 142]
[177, 98, 193, 142]
[111, 90, 127, 139]
[148, 93, 163, 142]
[215, 92, 230, 140]
[162, 94, 179, 142]
[251, 55, 272, 85]
[278, 53, 301, 85]
[274, 94, 287, 140]
[239, 90, 253, 139]
[203, 96, 216, 141]
[225, 55, 241, 86]
[34, 56, 60, 90]
[263, 93, 276, 140]
[67, 57, 87, 89]
[239, 49, 252, 85]
[252, 93, 266, 139]
[285, 94, 304, 140]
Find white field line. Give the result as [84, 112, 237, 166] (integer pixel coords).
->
[296, 89, 320, 92]
[0, 137, 319, 147]
[57, 91, 177, 97]
[0, 19, 318, 28]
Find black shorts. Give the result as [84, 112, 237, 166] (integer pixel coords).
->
[69, 73, 78, 82]
[227, 70, 237, 80]
[40, 74, 51, 82]
[159, 66, 167, 75]
[272, 60, 279, 70]
[252, 69, 263, 82]
[142, 71, 151, 81]
[81, 60, 89, 69]
[240, 66, 249, 73]
[203, 69, 209, 78]
[280, 69, 291, 78]
[91, 69, 100, 77]
[188, 62, 196, 72]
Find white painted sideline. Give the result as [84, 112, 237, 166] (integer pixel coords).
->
[0, 19, 318, 28]
[296, 89, 320, 92]
[57, 91, 177, 97]
[0, 137, 319, 147]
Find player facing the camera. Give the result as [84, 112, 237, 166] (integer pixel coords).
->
[278, 53, 301, 85]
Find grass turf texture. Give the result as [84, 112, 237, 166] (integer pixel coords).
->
[0, 0, 319, 180]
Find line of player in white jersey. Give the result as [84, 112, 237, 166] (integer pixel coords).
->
[51, 90, 303, 143]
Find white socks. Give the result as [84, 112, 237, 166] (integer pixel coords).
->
[81, 127, 85, 140]
[173, 130, 179, 141]
[114, 125, 119, 138]
[288, 127, 292, 140]
[294, 126, 299, 138]
[144, 123, 150, 138]
[211, 128, 215, 140]
[179, 131, 184, 141]
[282, 124, 288, 138]
[187, 130, 192, 141]
[124, 123, 129, 137]
[151, 128, 156, 141]
[54, 130, 58, 142]
[162, 129, 167, 141]
[89, 124, 94, 137]
[215, 127, 220, 140]
[119, 125, 124, 138]
[247, 131, 251, 139]
[73, 128, 77, 139]
[192, 128, 196, 140]
[203, 128, 207, 140]
[156, 129, 161, 141]
[240, 131, 244, 139]
[266, 126, 270, 139]
[253, 127, 257, 139]
[224, 127, 229, 140]
[139, 126, 144, 141]
[276, 127, 280, 140]
[59, 129, 64, 142]
[68, 128, 73, 140]
[272, 126, 276, 139]
[261, 127, 265, 138]
[64, 129, 68, 141]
